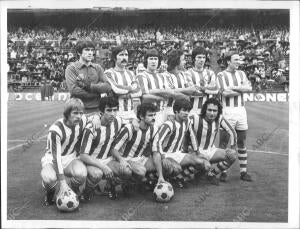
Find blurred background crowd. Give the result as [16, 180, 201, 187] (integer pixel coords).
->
[7, 9, 289, 93]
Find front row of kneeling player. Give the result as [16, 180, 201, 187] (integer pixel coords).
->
[40, 96, 237, 211]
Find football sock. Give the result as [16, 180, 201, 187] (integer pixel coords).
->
[70, 177, 83, 194]
[238, 148, 247, 173]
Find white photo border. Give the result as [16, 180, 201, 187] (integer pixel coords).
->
[1, 0, 299, 228]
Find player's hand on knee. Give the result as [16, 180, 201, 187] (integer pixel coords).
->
[203, 159, 212, 171]
[102, 165, 114, 180]
[120, 159, 131, 173]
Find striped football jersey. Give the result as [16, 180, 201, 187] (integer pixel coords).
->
[80, 116, 123, 159]
[186, 68, 218, 110]
[46, 115, 88, 174]
[189, 114, 237, 150]
[217, 69, 251, 107]
[112, 123, 158, 158]
[137, 70, 166, 110]
[162, 71, 189, 107]
[105, 68, 142, 111]
[153, 119, 198, 154]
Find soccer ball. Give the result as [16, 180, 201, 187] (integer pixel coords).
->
[56, 188, 79, 212]
[153, 182, 174, 202]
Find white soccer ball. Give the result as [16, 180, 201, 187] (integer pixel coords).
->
[153, 182, 174, 202]
[56, 188, 79, 212]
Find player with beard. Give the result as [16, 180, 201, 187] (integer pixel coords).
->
[217, 52, 253, 182]
[79, 96, 128, 200]
[188, 98, 237, 185]
[105, 46, 142, 123]
[110, 103, 165, 195]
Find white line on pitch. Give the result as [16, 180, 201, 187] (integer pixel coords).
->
[248, 149, 288, 156]
[8, 139, 47, 142]
[7, 134, 48, 152]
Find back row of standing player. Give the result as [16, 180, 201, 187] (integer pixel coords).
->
[41, 40, 253, 205]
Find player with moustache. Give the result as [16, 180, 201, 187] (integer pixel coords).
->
[105, 46, 142, 123]
[110, 103, 166, 196]
[187, 98, 237, 185]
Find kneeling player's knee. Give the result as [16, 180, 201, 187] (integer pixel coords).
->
[134, 166, 146, 178]
[72, 166, 87, 184]
[41, 166, 57, 185]
[88, 168, 103, 183]
[225, 149, 237, 164]
[172, 164, 182, 176]
[119, 167, 132, 180]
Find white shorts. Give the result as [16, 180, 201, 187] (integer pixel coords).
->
[125, 156, 149, 166]
[117, 110, 137, 124]
[155, 106, 174, 127]
[41, 152, 77, 169]
[200, 146, 218, 160]
[222, 106, 248, 131]
[162, 151, 187, 164]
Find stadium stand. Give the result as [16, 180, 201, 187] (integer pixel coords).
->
[7, 9, 289, 92]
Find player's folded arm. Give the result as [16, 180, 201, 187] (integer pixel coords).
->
[65, 65, 98, 99]
[141, 94, 165, 103]
[105, 71, 132, 94]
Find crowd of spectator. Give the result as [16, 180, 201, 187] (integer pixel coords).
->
[7, 24, 289, 92]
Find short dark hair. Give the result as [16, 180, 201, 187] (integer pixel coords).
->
[143, 48, 161, 69]
[173, 98, 192, 114]
[191, 47, 207, 65]
[167, 49, 184, 72]
[136, 102, 157, 120]
[75, 40, 95, 55]
[224, 52, 239, 67]
[98, 96, 119, 113]
[200, 97, 223, 121]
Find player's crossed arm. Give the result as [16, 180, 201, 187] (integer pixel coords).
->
[230, 71, 252, 93]
[217, 72, 240, 97]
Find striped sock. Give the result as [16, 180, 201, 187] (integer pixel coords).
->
[238, 148, 247, 173]
[214, 161, 230, 175]
[86, 177, 98, 189]
[70, 177, 83, 194]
